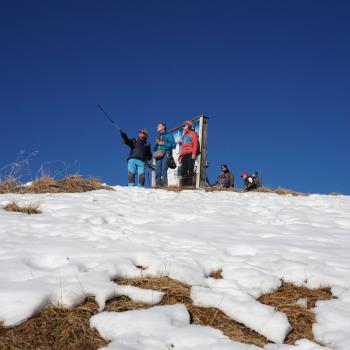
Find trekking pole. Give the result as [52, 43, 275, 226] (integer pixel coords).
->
[97, 104, 123, 131]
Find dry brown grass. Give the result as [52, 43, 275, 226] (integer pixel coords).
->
[205, 186, 240, 192]
[0, 298, 107, 350]
[23, 176, 114, 194]
[3, 201, 41, 215]
[0, 278, 334, 349]
[209, 269, 223, 279]
[166, 185, 184, 192]
[116, 276, 268, 347]
[255, 187, 309, 197]
[205, 186, 309, 196]
[153, 185, 197, 192]
[0, 178, 18, 194]
[0, 176, 114, 194]
[258, 282, 333, 344]
[155, 185, 311, 196]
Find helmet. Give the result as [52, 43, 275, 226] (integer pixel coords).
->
[241, 171, 248, 178]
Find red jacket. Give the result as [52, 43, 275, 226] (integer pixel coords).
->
[179, 130, 199, 159]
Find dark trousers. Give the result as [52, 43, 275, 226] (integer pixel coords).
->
[155, 152, 170, 186]
[180, 153, 195, 186]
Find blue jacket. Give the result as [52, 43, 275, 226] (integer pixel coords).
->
[154, 132, 176, 152]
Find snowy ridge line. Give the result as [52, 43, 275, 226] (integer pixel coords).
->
[1, 187, 350, 349]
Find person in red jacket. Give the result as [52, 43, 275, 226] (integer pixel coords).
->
[179, 120, 199, 187]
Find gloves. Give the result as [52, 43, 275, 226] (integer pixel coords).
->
[120, 131, 127, 139]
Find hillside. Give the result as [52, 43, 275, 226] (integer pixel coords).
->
[0, 187, 349, 350]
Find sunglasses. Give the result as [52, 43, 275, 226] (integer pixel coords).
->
[139, 131, 147, 135]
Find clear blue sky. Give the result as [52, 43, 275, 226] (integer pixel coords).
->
[1, 0, 349, 193]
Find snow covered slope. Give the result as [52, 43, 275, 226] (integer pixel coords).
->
[0, 187, 349, 349]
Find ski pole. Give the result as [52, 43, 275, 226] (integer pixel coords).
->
[97, 104, 122, 131]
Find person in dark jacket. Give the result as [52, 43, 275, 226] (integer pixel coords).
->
[221, 164, 234, 188]
[214, 171, 230, 188]
[154, 122, 176, 186]
[241, 171, 258, 191]
[120, 128, 152, 186]
[179, 120, 199, 187]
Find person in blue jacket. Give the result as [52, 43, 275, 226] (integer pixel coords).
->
[154, 122, 176, 186]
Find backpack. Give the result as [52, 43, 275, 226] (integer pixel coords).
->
[252, 172, 262, 188]
[167, 155, 177, 169]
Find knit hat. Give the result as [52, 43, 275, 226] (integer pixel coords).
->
[184, 120, 193, 128]
[139, 128, 148, 135]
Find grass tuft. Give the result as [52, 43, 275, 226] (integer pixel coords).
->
[0, 175, 114, 194]
[3, 201, 41, 215]
[209, 269, 223, 279]
[0, 178, 18, 194]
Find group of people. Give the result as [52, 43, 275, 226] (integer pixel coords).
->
[213, 167, 261, 191]
[120, 119, 261, 191]
[120, 120, 198, 187]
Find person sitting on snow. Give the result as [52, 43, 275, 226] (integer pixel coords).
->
[220, 164, 234, 188]
[241, 171, 258, 191]
[214, 171, 230, 188]
[120, 129, 152, 187]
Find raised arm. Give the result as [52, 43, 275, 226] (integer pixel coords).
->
[120, 131, 134, 147]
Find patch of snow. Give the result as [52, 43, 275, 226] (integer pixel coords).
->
[191, 280, 291, 343]
[264, 338, 333, 349]
[90, 304, 262, 350]
[297, 298, 308, 307]
[1, 188, 350, 349]
[313, 299, 350, 349]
